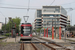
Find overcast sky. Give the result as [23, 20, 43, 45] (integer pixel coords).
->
[0, 0, 75, 25]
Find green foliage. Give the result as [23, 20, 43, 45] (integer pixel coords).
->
[18, 33, 21, 36]
[5, 33, 11, 36]
[67, 25, 71, 27]
[36, 28, 41, 33]
[54, 27, 59, 29]
[32, 30, 35, 32]
[2, 17, 21, 33]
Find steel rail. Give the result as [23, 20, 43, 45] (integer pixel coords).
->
[20, 43, 22, 50]
[34, 37, 71, 50]
[52, 43, 71, 50]
[42, 43, 56, 50]
[20, 43, 24, 50]
[31, 43, 38, 50]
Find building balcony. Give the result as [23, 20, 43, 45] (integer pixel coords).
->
[60, 19, 67, 22]
[35, 25, 42, 26]
[61, 16, 67, 19]
[35, 21, 42, 22]
[42, 12, 61, 15]
[60, 23, 66, 26]
[35, 26, 42, 28]
[60, 21, 67, 23]
[60, 18, 67, 21]
[35, 18, 41, 19]
[60, 22, 67, 24]
[35, 23, 42, 25]
[61, 14, 67, 18]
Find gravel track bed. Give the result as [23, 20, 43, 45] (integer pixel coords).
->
[35, 44, 51, 50]
[57, 43, 75, 50]
[0, 43, 20, 50]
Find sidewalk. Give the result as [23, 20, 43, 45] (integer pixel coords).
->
[41, 37, 65, 43]
[0, 36, 6, 39]
[61, 37, 75, 41]
[41, 37, 75, 43]
[3, 36, 20, 42]
[66, 38, 75, 41]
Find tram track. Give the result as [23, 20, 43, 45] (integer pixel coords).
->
[20, 43, 24, 50]
[20, 37, 71, 50]
[36, 37, 71, 50]
[20, 43, 70, 50]
[20, 43, 38, 50]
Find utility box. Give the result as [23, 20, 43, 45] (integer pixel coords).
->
[11, 28, 16, 38]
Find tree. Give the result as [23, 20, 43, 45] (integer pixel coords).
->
[54, 27, 59, 29]
[36, 28, 41, 35]
[32, 30, 35, 32]
[67, 25, 71, 27]
[2, 17, 21, 33]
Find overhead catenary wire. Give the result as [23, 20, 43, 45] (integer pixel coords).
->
[0, 3, 26, 7]
[0, 6, 45, 9]
[60, 1, 75, 5]
[0, 1, 74, 7]
[0, 3, 42, 7]
[0, 11, 6, 17]
[50, 0, 55, 5]
[0, 6, 75, 10]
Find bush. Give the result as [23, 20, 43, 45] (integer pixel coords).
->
[5, 33, 11, 36]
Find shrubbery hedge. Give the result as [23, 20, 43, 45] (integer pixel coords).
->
[5, 33, 11, 36]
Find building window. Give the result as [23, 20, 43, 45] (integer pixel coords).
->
[37, 10, 42, 17]
[43, 14, 60, 17]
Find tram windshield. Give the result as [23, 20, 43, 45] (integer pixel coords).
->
[21, 26, 32, 35]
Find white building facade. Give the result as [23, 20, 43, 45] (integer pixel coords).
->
[34, 6, 70, 30]
[0, 22, 3, 30]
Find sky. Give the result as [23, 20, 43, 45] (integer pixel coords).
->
[0, 0, 75, 25]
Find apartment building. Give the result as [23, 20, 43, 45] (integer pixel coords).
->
[42, 6, 68, 28]
[34, 6, 70, 30]
[34, 9, 42, 29]
[0, 22, 3, 30]
[67, 16, 70, 26]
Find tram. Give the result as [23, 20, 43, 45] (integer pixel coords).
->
[20, 23, 32, 40]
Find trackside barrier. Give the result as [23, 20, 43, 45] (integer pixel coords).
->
[44, 28, 46, 37]
[46, 28, 48, 37]
[44, 27, 61, 40]
[44, 28, 48, 37]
